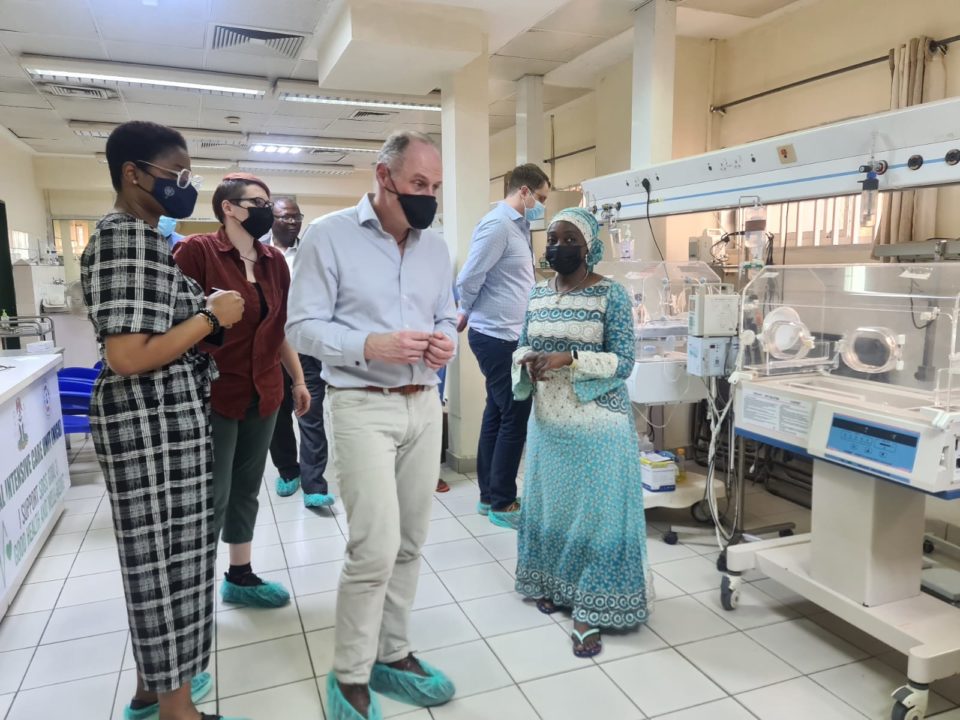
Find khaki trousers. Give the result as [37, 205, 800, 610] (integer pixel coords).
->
[329, 387, 442, 683]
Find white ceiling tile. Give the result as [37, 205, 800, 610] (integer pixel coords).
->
[200, 95, 279, 113]
[118, 88, 204, 109]
[202, 52, 297, 78]
[0, 78, 38, 94]
[0, 91, 53, 110]
[0, 55, 26, 79]
[0, 31, 108, 60]
[488, 55, 564, 82]
[46, 97, 128, 119]
[271, 101, 351, 120]
[676, 0, 802, 19]
[208, 0, 333, 33]
[87, 0, 210, 23]
[263, 117, 337, 134]
[533, 0, 635, 38]
[0, 0, 100, 36]
[0, 106, 66, 127]
[121, 102, 200, 126]
[197, 110, 270, 132]
[95, 16, 208, 49]
[322, 119, 394, 138]
[102, 41, 207, 71]
[497, 29, 608, 64]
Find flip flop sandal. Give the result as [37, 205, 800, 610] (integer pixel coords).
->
[536, 598, 560, 615]
[571, 628, 602, 658]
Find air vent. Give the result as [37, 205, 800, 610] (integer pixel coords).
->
[198, 139, 248, 149]
[349, 109, 398, 121]
[212, 25, 305, 59]
[41, 83, 118, 100]
[308, 149, 347, 162]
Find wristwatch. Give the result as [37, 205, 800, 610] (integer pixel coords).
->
[197, 309, 221, 335]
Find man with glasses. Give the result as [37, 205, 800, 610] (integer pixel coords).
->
[263, 198, 336, 507]
[456, 163, 551, 530]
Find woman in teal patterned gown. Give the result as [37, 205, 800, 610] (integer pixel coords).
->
[513, 207, 649, 658]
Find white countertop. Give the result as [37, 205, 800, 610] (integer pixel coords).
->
[0, 354, 64, 405]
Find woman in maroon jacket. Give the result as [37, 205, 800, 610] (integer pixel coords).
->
[174, 173, 310, 608]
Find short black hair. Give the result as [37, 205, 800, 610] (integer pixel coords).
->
[507, 163, 550, 194]
[105, 121, 188, 192]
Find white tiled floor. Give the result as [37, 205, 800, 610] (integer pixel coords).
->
[3, 441, 960, 719]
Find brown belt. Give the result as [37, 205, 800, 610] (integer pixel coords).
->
[362, 384, 427, 396]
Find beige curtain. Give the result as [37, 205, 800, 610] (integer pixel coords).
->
[876, 36, 946, 248]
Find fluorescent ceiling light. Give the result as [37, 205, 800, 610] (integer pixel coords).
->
[280, 94, 441, 112]
[250, 141, 377, 155]
[21, 55, 267, 97]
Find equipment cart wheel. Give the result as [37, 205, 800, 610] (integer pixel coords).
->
[716, 551, 727, 573]
[891, 682, 929, 720]
[690, 500, 711, 524]
[720, 575, 740, 611]
[923, 539, 935, 555]
[779, 528, 794, 538]
[663, 531, 679, 545]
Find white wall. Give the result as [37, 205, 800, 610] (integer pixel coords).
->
[713, 0, 960, 239]
[0, 128, 47, 250]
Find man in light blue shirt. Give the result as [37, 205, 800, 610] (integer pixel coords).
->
[456, 163, 550, 529]
[287, 130, 457, 719]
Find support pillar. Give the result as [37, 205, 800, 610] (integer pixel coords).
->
[516, 75, 544, 166]
[441, 48, 489, 473]
[631, 0, 676, 169]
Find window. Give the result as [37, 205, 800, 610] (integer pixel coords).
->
[764, 194, 884, 249]
[8, 230, 32, 262]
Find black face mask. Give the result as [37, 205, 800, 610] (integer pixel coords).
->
[240, 206, 275, 239]
[546, 244, 585, 275]
[385, 172, 437, 230]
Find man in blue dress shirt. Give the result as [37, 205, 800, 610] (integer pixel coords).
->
[456, 164, 550, 530]
[287, 130, 458, 720]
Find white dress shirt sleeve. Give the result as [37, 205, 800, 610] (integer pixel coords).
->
[286, 222, 369, 370]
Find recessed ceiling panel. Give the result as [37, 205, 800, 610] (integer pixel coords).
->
[0, 31, 109, 60]
[102, 42, 206, 72]
[533, 0, 635, 38]
[676, 0, 801, 19]
[488, 55, 564, 83]
[497, 29, 607, 65]
[0, 0, 99, 36]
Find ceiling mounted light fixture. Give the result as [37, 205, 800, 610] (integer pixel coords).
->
[20, 55, 268, 97]
[279, 93, 441, 112]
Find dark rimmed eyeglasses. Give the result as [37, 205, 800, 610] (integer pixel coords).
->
[229, 198, 274, 210]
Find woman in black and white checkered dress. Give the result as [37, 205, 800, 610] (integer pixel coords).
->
[80, 121, 245, 720]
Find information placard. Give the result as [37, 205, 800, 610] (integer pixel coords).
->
[0, 371, 69, 615]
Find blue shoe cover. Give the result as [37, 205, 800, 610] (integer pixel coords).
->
[123, 672, 213, 720]
[304, 493, 336, 508]
[477, 502, 491, 516]
[220, 578, 290, 608]
[276, 476, 300, 497]
[369, 659, 455, 707]
[326, 673, 383, 720]
[489, 508, 521, 530]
